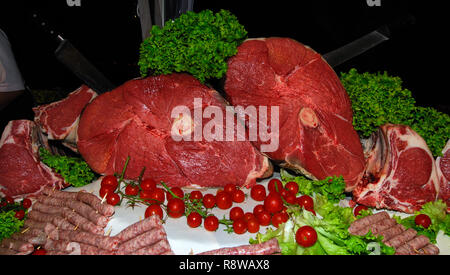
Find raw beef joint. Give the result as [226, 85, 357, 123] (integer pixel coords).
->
[436, 139, 450, 212]
[0, 120, 64, 198]
[224, 37, 365, 191]
[353, 124, 440, 213]
[77, 73, 272, 188]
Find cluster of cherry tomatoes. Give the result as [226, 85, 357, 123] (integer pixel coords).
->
[0, 196, 32, 220]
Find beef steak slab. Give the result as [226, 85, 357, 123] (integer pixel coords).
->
[77, 73, 272, 188]
[353, 124, 440, 213]
[436, 139, 450, 212]
[224, 37, 365, 191]
[33, 85, 97, 152]
[0, 120, 64, 198]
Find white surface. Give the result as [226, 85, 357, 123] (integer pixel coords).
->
[66, 174, 450, 255]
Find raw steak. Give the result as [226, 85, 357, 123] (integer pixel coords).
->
[77, 73, 272, 188]
[353, 124, 440, 213]
[224, 37, 365, 191]
[436, 139, 450, 212]
[33, 85, 97, 151]
[0, 120, 64, 198]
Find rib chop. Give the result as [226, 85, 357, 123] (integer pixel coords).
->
[0, 120, 64, 198]
[353, 124, 440, 213]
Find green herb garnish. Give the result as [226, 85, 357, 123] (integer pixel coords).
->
[340, 68, 450, 157]
[39, 147, 96, 187]
[138, 9, 247, 83]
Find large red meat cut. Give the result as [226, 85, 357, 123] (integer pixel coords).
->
[33, 85, 97, 151]
[353, 124, 440, 213]
[0, 120, 64, 198]
[436, 139, 450, 212]
[77, 73, 272, 188]
[224, 38, 365, 191]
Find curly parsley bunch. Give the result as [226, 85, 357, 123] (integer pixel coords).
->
[138, 9, 247, 83]
[340, 68, 450, 157]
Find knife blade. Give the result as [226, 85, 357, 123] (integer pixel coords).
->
[323, 25, 390, 68]
[31, 12, 116, 94]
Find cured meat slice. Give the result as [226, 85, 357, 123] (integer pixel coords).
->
[436, 139, 450, 212]
[353, 124, 440, 213]
[196, 238, 281, 255]
[224, 38, 365, 191]
[33, 85, 97, 149]
[77, 73, 272, 188]
[0, 120, 64, 198]
[348, 211, 389, 234]
[116, 228, 167, 255]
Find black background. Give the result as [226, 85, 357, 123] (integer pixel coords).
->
[0, 0, 448, 128]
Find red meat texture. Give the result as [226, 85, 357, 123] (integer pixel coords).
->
[224, 37, 365, 191]
[353, 124, 440, 213]
[77, 74, 272, 188]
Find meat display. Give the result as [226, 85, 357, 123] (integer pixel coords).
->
[0, 120, 64, 198]
[349, 211, 440, 255]
[353, 124, 440, 213]
[77, 73, 272, 188]
[436, 139, 450, 212]
[224, 38, 365, 191]
[33, 85, 97, 151]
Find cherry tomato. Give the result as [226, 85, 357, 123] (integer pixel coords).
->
[256, 210, 272, 226]
[167, 198, 185, 218]
[285, 181, 299, 195]
[140, 178, 157, 192]
[99, 185, 115, 199]
[229, 207, 245, 221]
[253, 204, 265, 216]
[284, 192, 297, 205]
[297, 195, 314, 210]
[268, 178, 283, 193]
[264, 192, 284, 214]
[353, 205, 369, 217]
[101, 175, 118, 190]
[149, 188, 166, 205]
[187, 212, 203, 228]
[166, 187, 184, 200]
[139, 190, 153, 202]
[250, 184, 266, 201]
[145, 204, 163, 219]
[106, 193, 120, 206]
[125, 184, 139, 196]
[204, 215, 219, 231]
[231, 189, 245, 203]
[4, 196, 14, 205]
[202, 194, 216, 209]
[21, 198, 32, 209]
[216, 191, 232, 210]
[224, 183, 238, 194]
[243, 212, 255, 222]
[247, 218, 260, 233]
[233, 218, 247, 234]
[271, 212, 289, 228]
[14, 209, 25, 220]
[415, 214, 432, 229]
[279, 188, 289, 200]
[295, 225, 318, 247]
[189, 191, 203, 202]
[32, 248, 47, 255]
